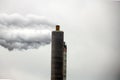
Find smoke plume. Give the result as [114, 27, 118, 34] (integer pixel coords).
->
[0, 13, 55, 51]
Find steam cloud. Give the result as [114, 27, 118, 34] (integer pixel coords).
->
[0, 13, 55, 51]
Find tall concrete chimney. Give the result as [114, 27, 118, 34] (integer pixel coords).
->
[51, 25, 64, 80]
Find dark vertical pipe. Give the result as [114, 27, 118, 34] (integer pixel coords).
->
[51, 25, 64, 80]
[63, 42, 67, 80]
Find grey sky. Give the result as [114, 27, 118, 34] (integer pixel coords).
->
[0, 0, 120, 80]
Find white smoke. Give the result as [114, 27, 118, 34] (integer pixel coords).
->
[0, 13, 55, 51]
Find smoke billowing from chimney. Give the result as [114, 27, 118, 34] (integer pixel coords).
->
[0, 13, 55, 51]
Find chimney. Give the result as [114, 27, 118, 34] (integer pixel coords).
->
[51, 25, 64, 80]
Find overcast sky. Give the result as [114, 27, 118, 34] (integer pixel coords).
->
[0, 0, 120, 80]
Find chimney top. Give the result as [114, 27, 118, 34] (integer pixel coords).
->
[56, 25, 60, 31]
